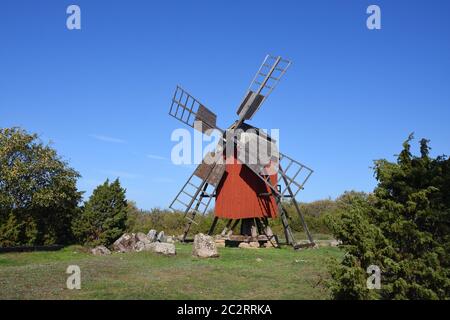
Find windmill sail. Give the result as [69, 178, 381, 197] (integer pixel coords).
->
[278, 152, 313, 198]
[169, 86, 219, 135]
[236, 55, 291, 121]
[169, 149, 225, 241]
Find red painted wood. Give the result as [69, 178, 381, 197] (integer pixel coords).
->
[215, 155, 278, 219]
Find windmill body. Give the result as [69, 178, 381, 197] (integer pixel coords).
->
[215, 152, 278, 220]
[168, 55, 315, 248]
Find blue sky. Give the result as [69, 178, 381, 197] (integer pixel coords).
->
[1, 0, 449, 210]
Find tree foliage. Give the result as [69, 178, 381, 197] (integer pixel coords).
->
[327, 135, 450, 299]
[73, 179, 128, 246]
[126, 202, 227, 237]
[0, 127, 82, 246]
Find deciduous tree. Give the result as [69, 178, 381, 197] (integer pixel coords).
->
[0, 128, 82, 246]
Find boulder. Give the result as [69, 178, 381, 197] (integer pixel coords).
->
[215, 239, 226, 248]
[330, 240, 341, 247]
[239, 242, 258, 249]
[135, 240, 147, 252]
[147, 229, 157, 242]
[249, 241, 260, 248]
[91, 245, 111, 256]
[157, 231, 167, 243]
[145, 242, 176, 256]
[264, 241, 275, 248]
[166, 236, 174, 244]
[192, 233, 219, 258]
[112, 233, 138, 253]
[136, 232, 151, 244]
[238, 242, 250, 249]
[112, 232, 176, 254]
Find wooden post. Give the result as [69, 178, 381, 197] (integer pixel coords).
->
[220, 219, 233, 237]
[208, 216, 219, 236]
[251, 219, 258, 240]
[227, 219, 241, 236]
[240, 218, 257, 236]
[260, 217, 280, 248]
[279, 205, 295, 245]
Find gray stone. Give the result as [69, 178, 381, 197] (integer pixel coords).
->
[147, 229, 157, 242]
[264, 241, 275, 248]
[238, 242, 250, 249]
[112, 233, 138, 253]
[249, 241, 260, 248]
[238, 242, 258, 249]
[157, 231, 166, 243]
[192, 233, 219, 258]
[91, 245, 111, 256]
[134, 241, 147, 252]
[144, 242, 176, 256]
[111, 232, 176, 254]
[215, 239, 226, 248]
[136, 232, 152, 244]
[166, 236, 174, 244]
[330, 240, 341, 247]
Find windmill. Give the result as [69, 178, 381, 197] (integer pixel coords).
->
[168, 55, 315, 249]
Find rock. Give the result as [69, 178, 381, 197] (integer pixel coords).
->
[91, 245, 111, 256]
[264, 241, 275, 248]
[136, 232, 151, 244]
[249, 241, 260, 248]
[145, 242, 176, 256]
[147, 229, 157, 242]
[256, 258, 263, 262]
[112, 232, 177, 254]
[313, 240, 325, 248]
[330, 240, 341, 247]
[134, 240, 147, 252]
[239, 242, 258, 249]
[192, 233, 219, 258]
[215, 239, 226, 248]
[157, 231, 166, 243]
[112, 233, 138, 253]
[135, 233, 157, 251]
[238, 242, 250, 249]
[166, 236, 174, 244]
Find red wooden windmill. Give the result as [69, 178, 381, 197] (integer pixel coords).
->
[168, 55, 315, 249]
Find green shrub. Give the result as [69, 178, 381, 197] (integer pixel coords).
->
[327, 135, 450, 299]
[72, 179, 128, 246]
[126, 204, 227, 237]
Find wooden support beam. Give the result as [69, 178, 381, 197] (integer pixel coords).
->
[228, 219, 241, 236]
[208, 216, 219, 236]
[220, 219, 233, 236]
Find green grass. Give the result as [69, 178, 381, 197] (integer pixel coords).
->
[0, 244, 343, 300]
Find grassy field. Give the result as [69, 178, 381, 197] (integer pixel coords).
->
[0, 244, 343, 300]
